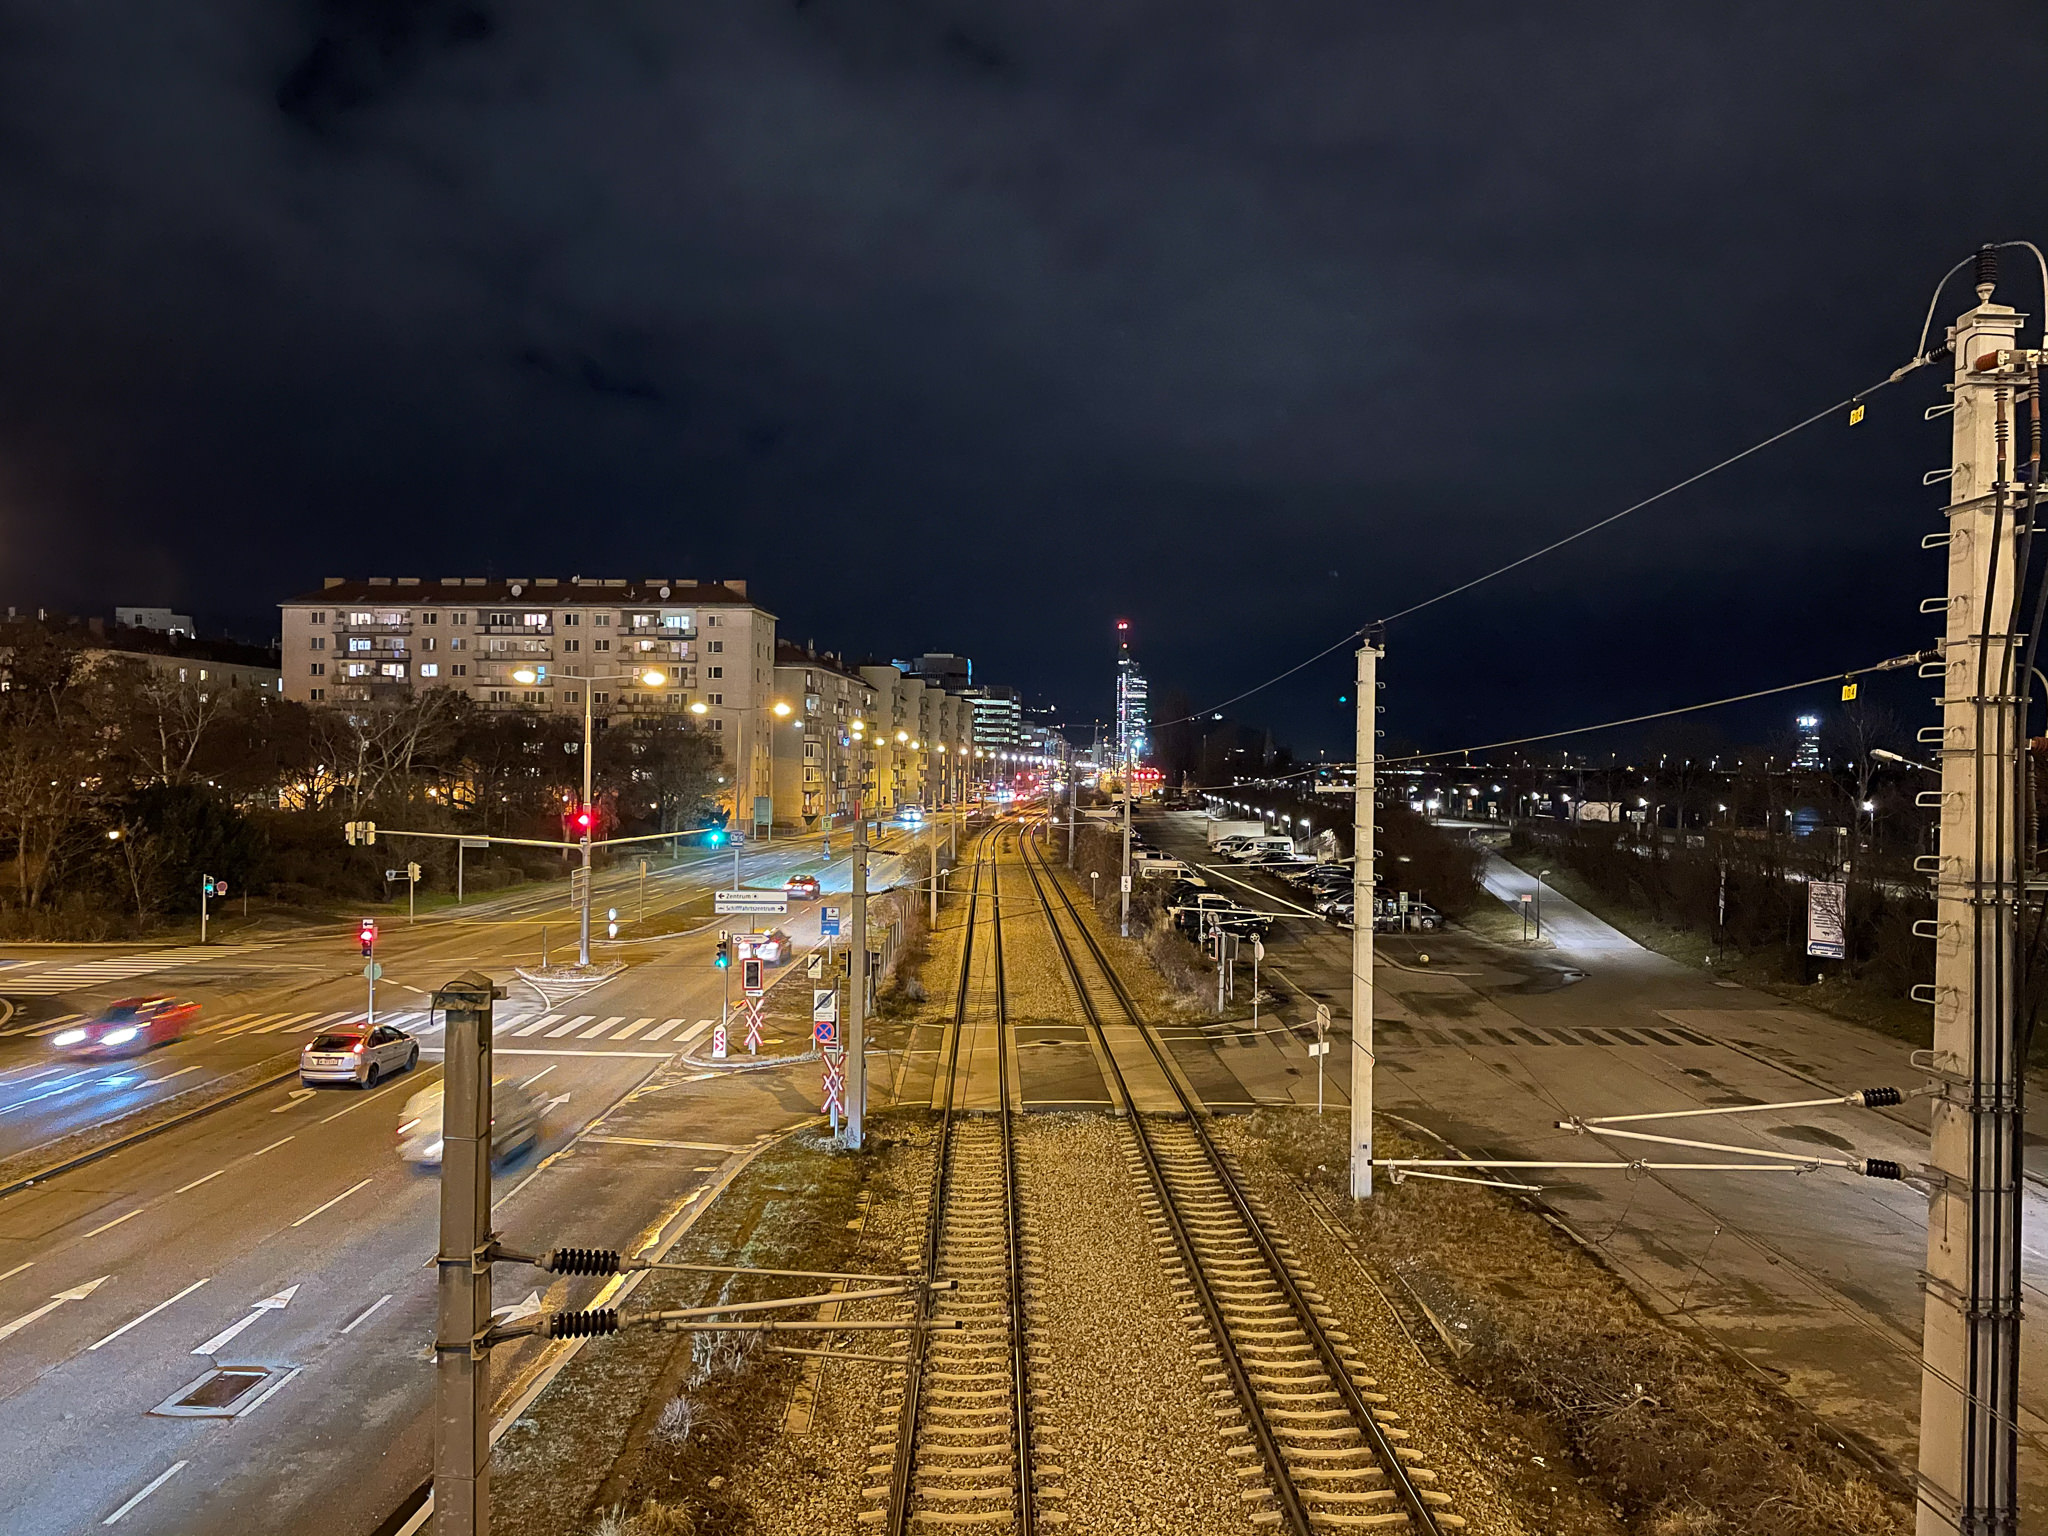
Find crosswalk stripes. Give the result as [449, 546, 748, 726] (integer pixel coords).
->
[0, 944, 267, 996]
[643, 1019, 684, 1042]
[16, 1013, 83, 1039]
[612, 1018, 654, 1041]
[545, 1015, 594, 1039]
[579, 1015, 625, 1039]
[677, 1019, 714, 1044]
[1, 1002, 703, 1050]
[513, 1014, 563, 1038]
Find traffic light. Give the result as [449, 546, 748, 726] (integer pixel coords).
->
[407, 861, 422, 882]
[704, 828, 723, 846]
[343, 820, 377, 846]
[714, 939, 731, 970]
[568, 805, 595, 837]
[741, 957, 763, 993]
[359, 918, 377, 956]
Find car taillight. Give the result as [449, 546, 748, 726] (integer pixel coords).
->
[352, 1042, 365, 1054]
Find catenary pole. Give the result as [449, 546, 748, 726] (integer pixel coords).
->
[1350, 635, 1381, 1199]
[433, 972, 501, 1536]
[1914, 254, 2024, 1536]
[846, 819, 868, 1150]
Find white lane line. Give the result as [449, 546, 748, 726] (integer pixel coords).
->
[0, 1071, 106, 1118]
[152, 1065, 204, 1085]
[290, 1176, 374, 1228]
[518, 1065, 556, 1089]
[612, 1018, 654, 1041]
[341, 1294, 393, 1334]
[319, 1075, 419, 1124]
[487, 1049, 676, 1059]
[513, 1013, 563, 1037]
[578, 1015, 626, 1039]
[250, 1136, 295, 1158]
[546, 1015, 594, 1038]
[0, 1260, 31, 1283]
[174, 1169, 226, 1195]
[232, 1365, 302, 1421]
[103, 1460, 187, 1524]
[89, 1278, 210, 1352]
[81, 1209, 142, 1240]
[678, 1019, 713, 1044]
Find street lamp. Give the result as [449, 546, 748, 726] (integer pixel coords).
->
[512, 664, 669, 966]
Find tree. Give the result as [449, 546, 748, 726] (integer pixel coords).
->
[596, 717, 725, 835]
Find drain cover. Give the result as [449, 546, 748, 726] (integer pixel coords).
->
[152, 1366, 282, 1417]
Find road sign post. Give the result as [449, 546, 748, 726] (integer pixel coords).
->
[1314, 1002, 1332, 1115]
[1351, 633, 1381, 1199]
[715, 891, 789, 916]
[845, 820, 868, 1149]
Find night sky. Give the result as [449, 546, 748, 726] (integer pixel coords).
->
[2, 4, 2044, 757]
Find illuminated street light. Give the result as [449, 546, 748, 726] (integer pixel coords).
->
[772, 700, 793, 717]
[690, 702, 709, 715]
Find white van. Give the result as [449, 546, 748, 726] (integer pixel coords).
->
[1229, 835, 1298, 862]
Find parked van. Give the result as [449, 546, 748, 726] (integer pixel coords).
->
[1228, 835, 1298, 862]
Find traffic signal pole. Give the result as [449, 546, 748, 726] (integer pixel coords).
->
[846, 819, 868, 1150]
[577, 688, 596, 967]
[1350, 634, 1381, 1200]
[432, 972, 502, 1536]
[1914, 259, 2025, 1536]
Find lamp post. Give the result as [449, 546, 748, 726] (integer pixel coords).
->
[514, 664, 670, 967]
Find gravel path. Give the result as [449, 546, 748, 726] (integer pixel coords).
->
[1018, 1114, 1249, 1535]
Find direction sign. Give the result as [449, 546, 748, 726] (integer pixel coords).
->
[716, 891, 789, 916]
[1307, 1041, 1331, 1058]
[460, 837, 490, 850]
[820, 906, 842, 937]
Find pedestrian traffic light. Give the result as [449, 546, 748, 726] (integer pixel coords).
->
[407, 862, 421, 882]
[741, 957, 763, 993]
[714, 939, 731, 969]
[359, 918, 377, 956]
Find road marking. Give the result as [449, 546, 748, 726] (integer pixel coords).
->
[584, 1135, 745, 1152]
[0, 1274, 109, 1342]
[0, 1070, 108, 1118]
[153, 1065, 204, 1085]
[290, 1177, 374, 1228]
[81, 1209, 143, 1239]
[319, 1074, 420, 1124]
[174, 1169, 226, 1195]
[513, 1013, 562, 1037]
[612, 1017, 654, 1040]
[546, 1014, 594, 1038]
[214, 1013, 287, 1037]
[579, 1015, 626, 1039]
[0, 1260, 32, 1283]
[519, 1065, 556, 1088]
[271, 1088, 318, 1113]
[679, 1019, 714, 1043]
[89, 1278, 210, 1351]
[193, 1284, 298, 1355]
[489, 1049, 677, 1059]
[341, 1293, 393, 1334]
[102, 1460, 187, 1525]
[251, 1011, 323, 1035]
[250, 1136, 294, 1158]
[232, 1365, 302, 1421]
[642, 1018, 683, 1042]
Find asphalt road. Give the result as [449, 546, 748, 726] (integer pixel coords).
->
[1143, 809, 2048, 1521]
[0, 823, 937, 1535]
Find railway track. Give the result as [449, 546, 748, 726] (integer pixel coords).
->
[868, 831, 1052, 1531]
[1016, 822, 1460, 1533]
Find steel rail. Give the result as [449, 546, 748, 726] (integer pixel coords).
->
[1020, 818, 1445, 1535]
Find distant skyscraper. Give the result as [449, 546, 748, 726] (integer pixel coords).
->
[1793, 712, 1823, 770]
[1115, 620, 1149, 770]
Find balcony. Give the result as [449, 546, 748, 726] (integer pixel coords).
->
[335, 618, 411, 636]
[480, 622, 553, 636]
[624, 637, 694, 660]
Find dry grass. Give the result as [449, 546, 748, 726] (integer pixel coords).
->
[1240, 1110, 1910, 1536]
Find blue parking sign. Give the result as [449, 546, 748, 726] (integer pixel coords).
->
[821, 906, 842, 937]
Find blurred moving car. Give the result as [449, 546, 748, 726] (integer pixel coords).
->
[397, 1078, 542, 1167]
[52, 996, 197, 1056]
[300, 1021, 420, 1088]
[783, 874, 821, 900]
[737, 928, 794, 964]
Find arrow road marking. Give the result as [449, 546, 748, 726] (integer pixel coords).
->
[271, 1089, 317, 1114]
[491, 1290, 542, 1324]
[193, 1284, 298, 1356]
[0, 1275, 109, 1342]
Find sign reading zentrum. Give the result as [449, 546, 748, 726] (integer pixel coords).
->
[715, 891, 789, 916]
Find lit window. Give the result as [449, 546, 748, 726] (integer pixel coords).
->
[523, 613, 548, 627]
[419, 664, 439, 678]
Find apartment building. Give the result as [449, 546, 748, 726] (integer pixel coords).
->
[770, 641, 876, 828]
[278, 576, 775, 825]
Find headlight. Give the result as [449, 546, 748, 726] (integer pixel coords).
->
[53, 1029, 87, 1046]
[102, 1027, 139, 1045]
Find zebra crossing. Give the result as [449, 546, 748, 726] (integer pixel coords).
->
[1384, 1021, 1720, 1049]
[0, 945, 268, 997]
[0, 1004, 717, 1048]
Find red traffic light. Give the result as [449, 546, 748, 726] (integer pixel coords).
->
[358, 918, 377, 956]
[566, 804, 596, 835]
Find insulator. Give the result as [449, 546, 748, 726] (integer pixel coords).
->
[1860, 1159, 1904, 1181]
[541, 1247, 622, 1276]
[1976, 244, 2000, 295]
[1856, 1087, 1903, 1109]
[543, 1308, 619, 1339]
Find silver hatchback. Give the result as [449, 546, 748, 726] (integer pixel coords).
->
[300, 1022, 419, 1088]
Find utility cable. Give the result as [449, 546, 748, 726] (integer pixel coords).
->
[1376, 649, 1929, 766]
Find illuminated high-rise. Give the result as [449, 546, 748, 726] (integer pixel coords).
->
[1115, 619, 1150, 771]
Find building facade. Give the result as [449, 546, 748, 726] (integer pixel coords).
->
[279, 576, 774, 824]
[771, 641, 876, 828]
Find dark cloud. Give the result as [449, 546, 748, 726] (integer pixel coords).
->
[0, 2, 2042, 752]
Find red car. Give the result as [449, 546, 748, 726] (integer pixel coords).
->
[784, 875, 821, 900]
[52, 996, 199, 1057]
